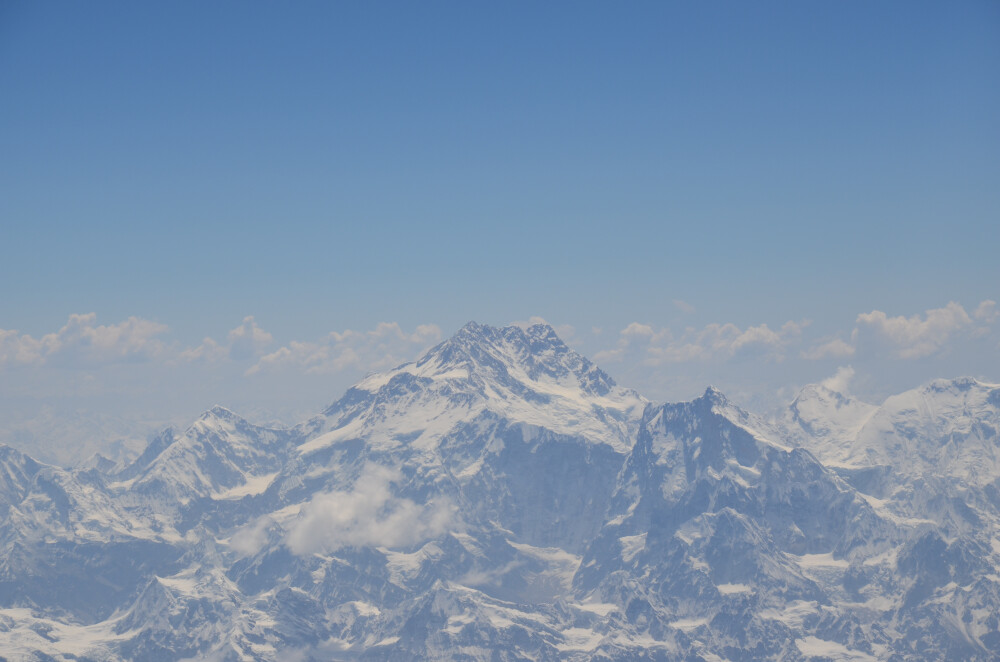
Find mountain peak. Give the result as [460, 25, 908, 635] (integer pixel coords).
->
[448, 320, 565, 352]
[700, 385, 727, 405]
[206, 404, 238, 418]
[455, 319, 488, 337]
[780, 381, 877, 458]
[413, 321, 617, 395]
[189, 405, 244, 431]
[522, 321, 560, 341]
[788, 382, 874, 420]
[314, 321, 646, 455]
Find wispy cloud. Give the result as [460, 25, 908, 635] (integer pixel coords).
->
[247, 322, 442, 376]
[801, 337, 856, 360]
[596, 320, 805, 365]
[1, 315, 442, 381]
[672, 299, 696, 314]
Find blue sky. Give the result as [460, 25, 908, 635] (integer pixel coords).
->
[1, 2, 998, 462]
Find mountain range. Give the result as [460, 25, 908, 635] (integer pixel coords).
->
[0, 322, 998, 660]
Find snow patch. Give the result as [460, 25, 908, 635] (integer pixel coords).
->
[619, 533, 646, 563]
[669, 617, 709, 631]
[211, 472, 278, 499]
[796, 636, 877, 661]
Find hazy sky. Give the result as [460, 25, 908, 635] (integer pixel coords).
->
[1, 2, 998, 463]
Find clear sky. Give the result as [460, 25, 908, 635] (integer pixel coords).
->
[1, 1, 998, 463]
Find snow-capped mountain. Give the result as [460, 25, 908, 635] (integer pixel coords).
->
[782, 381, 879, 461]
[785, 377, 1000, 482]
[0, 322, 998, 660]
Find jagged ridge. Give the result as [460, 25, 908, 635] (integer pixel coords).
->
[0, 324, 997, 660]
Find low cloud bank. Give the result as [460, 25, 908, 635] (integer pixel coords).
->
[285, 464, 456, 555]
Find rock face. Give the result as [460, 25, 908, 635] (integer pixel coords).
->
[0, 322, 998, 660]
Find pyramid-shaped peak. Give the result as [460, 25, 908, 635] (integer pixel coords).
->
[450, 320, 565, 348]
[0, 443, 42, 475]
[455, 320, 487, 336]
[699, 385, 729, 406]
[411, 321, 617, 396]
[427, 321, 569, 362]
[187, 405, 251, 434]
[326, 321, 645, 454]
[790, 382, 856, 409]
[522, 321, 561, 341]
[0, 443, 31, 463]
[198, 405, 242, 423]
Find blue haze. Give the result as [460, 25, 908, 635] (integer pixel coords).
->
[1, 1, 997, 342]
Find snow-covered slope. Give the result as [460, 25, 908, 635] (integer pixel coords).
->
[300, 321, 644, 454]
[0, 323, 998, 660]
[849, 378, 1000, 486]
[119, 405, 296, 504]
[275, 321, 647, 553]
[782, 382, 879, 464]
[0, 445, 41, 518]
[785, 377, 1000, 485]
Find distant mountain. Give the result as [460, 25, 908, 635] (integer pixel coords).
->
[784, 377, 1000, 481]
[0, 407, 154, 468]
[781, 381, 879, 461]
[0, 323, 998, 660]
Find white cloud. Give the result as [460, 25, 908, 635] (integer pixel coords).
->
[802, 337, 856, 360]
[0, 313, 168, 368]
[178, 336, 226, 362]
[0, 328, 27, 364]
[230, 516, 274, 556]
[820, 366, 855, 394]
[854, 301, 975, 359]
[248, 322, 441, 376]
[801, 300, 997, 362]
[227, 316, 273, 360]
[974, 300, 998, 324]
[180, 316, 273, 363]
[596, 319, 804, 365]
[622, 322, 658, 339]
[285, 464, 455, 555]
[593, 323, 667, 363]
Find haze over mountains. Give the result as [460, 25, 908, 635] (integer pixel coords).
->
[0, 322, 998, 660]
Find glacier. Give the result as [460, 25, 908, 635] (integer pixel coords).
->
[0, 322, 998, 660]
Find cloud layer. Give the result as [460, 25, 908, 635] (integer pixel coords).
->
[5, 301, 991, 379]
[247, 322, 442, 376]
[854, 301, 979, 359]
[180, 316, 274, 363]
[2, 300, 996, 466]
[0, 313, 168, 367]
[801, 300, 996, 362]
[0, 314, 441, 378]
[588, 300, 998, 410]
[595, 320, 806, 365]
[593, 300, 996, 370]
